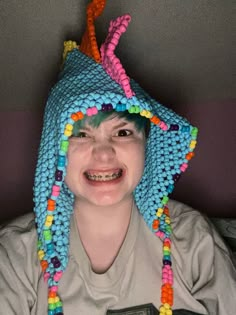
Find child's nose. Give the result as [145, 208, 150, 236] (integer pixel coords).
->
[92, 142, 116, 162]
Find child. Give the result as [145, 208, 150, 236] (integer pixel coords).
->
[0, 1, 235, 314]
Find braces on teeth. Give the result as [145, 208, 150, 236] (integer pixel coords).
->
[86, 170, 122, 181]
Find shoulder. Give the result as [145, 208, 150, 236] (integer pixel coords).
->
[168, 199, 234, 266]
[0, 212, 38, 268]
[168, 199, 214, 239]
[0, 212, 37, 243]
[167, 199, 235, 274]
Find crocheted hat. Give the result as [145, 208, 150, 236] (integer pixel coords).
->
[34, 1, 198, 314]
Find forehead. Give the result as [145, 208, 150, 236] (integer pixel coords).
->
[84, 115, 131, 128]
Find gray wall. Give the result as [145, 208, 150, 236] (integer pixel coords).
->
[0, 1, 235, 222]
[0, 0, 235, 110]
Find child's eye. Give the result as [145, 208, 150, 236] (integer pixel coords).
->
[76, 131, 88, 138]
[115, 129, 132, 137]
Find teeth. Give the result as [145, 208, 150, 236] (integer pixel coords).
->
[85, 170, 122, 181]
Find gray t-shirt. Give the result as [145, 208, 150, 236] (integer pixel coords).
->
[0, 200, 235, 315]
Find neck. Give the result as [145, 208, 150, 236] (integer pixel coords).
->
[74, 197, 133, 237]
[73, 197, 134, 273]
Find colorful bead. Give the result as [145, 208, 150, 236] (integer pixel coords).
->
[86, 106, 98, 116]
[38, 249, 45, 260]
[159, 122, 168, 131]
[43, 272, 50, 282]
[169, 124, 179, 131]
[57, 156, 66, 167]
[173, 174, 180, 182]
[55, 170, 63, 181]
[152, 219, 160, 230]
[45, 215, 54, 228]
[189, 140, 197, 149]
[101, 103, 113, 111]
[185, 152, 195, 160]
[191, 127, 198, 136]
[40, 260, 48, 272]
[150, 115, 161, 125]
[47, 199, 56, 211]
[76, 111, 84, 120]
[162, 196, 169, 205]
[180, 163, 188, 172]
[54, 271, 63, 281]
[181, 125, 190, 133]
[63, 40, 78, 61]
[71, 113, 79, 121]
[51, 256, 61, 268]
[60, 141, 69, 153]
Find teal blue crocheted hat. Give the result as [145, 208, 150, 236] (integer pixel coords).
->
[34, 5, 197, 314]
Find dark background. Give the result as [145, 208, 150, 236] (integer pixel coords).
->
[0, 0, 235, 223]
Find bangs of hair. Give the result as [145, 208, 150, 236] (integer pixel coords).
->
[72, 110, 150, 137]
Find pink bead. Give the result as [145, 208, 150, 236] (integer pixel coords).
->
[155, 230, 164, 238]
[52, 191, 60, 197]
[91, 106, 98, 115]
[43, 272, 50, 282]
[180, 163, 188, 172]
[162, 124, 168, 131]
[168, 279, 173, 285]
[86, 108, 92, 116]
[50, 286, 58, 292]
[108, 42, 116, 50]
[52, 185, 60, 192]
[54, 271, 63, 281]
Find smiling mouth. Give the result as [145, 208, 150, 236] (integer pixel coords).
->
[84, 169, 123, 182]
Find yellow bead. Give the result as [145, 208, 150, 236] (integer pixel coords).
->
[166, 310, 172, 315]
[164, 303, 170, 309]
[147, 111, 152, 118]
[54, 296, 60, 303]
[189, 140, 197, 149]
[66, 124, 73, 131]
[145, 110, 151, 118]
[46, 215, 53, 222]
[63, 40, 78, 61]
[163, 246, 170, 251]
[38, 250, 44, 260]
[64, 129, 72, 137]
[140, 110, 147, 116]
[44, 221, 51, 227]
[48, 297, 55, 304]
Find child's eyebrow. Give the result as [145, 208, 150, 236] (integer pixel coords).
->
[112, 121, 129, 129]
[79, 125, 93, 131]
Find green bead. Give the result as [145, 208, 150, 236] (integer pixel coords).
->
[134, 105, 140, 113]
[191, 127, 198, 136]
[55, 301, 63, 307]
[60, 140, 69, 152]
[128, 106, 135, 113]
[43, 231, 52, 240]
[48, 303, 56, 310]
[162, 196, 169, 205]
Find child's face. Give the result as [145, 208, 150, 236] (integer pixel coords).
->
[65, 115, 146, 207]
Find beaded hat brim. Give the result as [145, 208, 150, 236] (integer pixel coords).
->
[34, 47, 197, 269]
